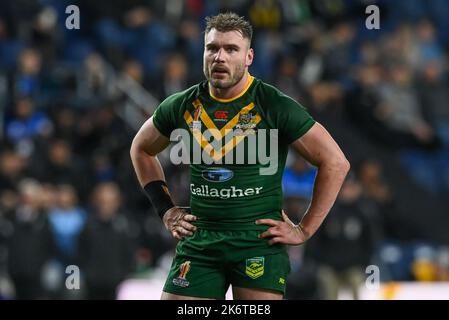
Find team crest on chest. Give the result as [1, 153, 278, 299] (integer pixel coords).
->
[235, 110, 258, 136]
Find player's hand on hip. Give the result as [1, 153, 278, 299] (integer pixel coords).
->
[162, 207, 197, 240]
[256, 210, 307, 245]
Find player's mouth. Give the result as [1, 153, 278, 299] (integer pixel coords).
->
[211, 66, 229, 76]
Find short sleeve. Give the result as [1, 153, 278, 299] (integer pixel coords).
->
[259, 82, 315, 144]
[263, 87, 314, 144]
[278, 96, 315, 144]
[152, 93, 182, 138]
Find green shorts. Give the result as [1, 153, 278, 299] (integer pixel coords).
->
[163, 229, 291, 299]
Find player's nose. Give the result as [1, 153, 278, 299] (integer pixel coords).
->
[214, 48, 225, 62]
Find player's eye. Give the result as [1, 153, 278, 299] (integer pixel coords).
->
[207, 46, 218, 53]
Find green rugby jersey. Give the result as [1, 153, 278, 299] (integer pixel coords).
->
[153, 75, 315, 230]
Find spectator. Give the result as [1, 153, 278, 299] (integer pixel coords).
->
[5, 96, 53, 147]
[0, 149, 27, 193]
[78, 182, 135, 299]
[282, 153, 316, 200]
[12, 48, 43, 98]
[417, 60, 449, 145]
[51, 107, 79, 145]
[5, 179, 55, 299]
[305, 174, 377, 300]
[30, 139, 88, 201]
[76, 53, 114, 107]
[48, 185, 86, 265]
[378, 64, 436, 148]
[347, 63, 440, 150]
[153, 53, 191, 100]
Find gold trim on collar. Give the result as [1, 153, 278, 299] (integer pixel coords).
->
[209, 74, 254, 103]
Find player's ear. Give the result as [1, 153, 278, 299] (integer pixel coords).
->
[246, 47, 254, 67]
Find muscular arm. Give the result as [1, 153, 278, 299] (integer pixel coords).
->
[130, 117, 170, 187]
[257, 122, 349, 245]
[291, 122, 350, 239]
[130, 117, 197, 240]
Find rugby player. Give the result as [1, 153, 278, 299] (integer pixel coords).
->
[130, 12, 350, 300]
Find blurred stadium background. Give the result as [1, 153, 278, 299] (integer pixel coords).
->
[1, 0, 449, 300]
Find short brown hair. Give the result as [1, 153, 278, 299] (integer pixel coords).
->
[205, 12, 253, 42]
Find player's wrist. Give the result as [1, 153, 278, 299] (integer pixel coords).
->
[296, 222, 310, 242]
[143, 180, 175, 219]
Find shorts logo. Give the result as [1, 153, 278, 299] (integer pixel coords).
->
[173, 261, 191, 287]
[245, 257, 264, 279]
[202, 167, 234, 182]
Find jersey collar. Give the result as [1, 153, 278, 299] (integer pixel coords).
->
[208, 73, 254, 103]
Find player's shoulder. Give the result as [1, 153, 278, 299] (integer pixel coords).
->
[254, 78, 304, 110]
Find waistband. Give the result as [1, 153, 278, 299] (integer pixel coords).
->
[192, 211, 282, 231]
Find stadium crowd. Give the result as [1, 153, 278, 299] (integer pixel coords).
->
[1, 0, 449, 299]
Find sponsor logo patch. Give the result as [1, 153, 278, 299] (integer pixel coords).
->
[214, 110, 229, 121]
[202, 167, 234, 182]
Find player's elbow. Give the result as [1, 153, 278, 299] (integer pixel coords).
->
[130, 134, 144, 161]
[335, 156, 350, 176]
[324, 154, 350, 177]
